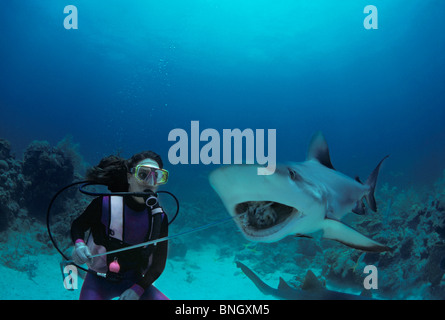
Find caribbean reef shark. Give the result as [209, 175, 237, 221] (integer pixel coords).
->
[209, 132, 391, 252]
[236, 261, 373, 300]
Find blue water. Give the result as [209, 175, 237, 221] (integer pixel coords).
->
[1, 0, 445, 300]
[1, 0, 444, 186]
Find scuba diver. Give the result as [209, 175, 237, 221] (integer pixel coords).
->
[70, 151, 170, 300]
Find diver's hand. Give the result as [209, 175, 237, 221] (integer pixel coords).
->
[119, 288, 141, 300]
[72, 241, 92, 265]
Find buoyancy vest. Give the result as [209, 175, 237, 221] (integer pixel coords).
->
[86, 195, 165, 274]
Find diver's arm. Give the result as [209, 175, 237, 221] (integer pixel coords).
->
[70, 196, 102, 243]
[134, 217, 169, 291]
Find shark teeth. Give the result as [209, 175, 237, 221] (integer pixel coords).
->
[235, 201, 298, 237]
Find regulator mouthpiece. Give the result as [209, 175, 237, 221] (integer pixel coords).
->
[143, 189, 158, 208]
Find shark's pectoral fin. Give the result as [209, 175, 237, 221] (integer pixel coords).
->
[322, 219, 391, 252]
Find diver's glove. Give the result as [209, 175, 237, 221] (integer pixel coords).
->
[72, 240, 92, 265]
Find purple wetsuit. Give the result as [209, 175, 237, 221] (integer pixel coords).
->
[80, 271, 168, 300]
[71, 195, 169, 300]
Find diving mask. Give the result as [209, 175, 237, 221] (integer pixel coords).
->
[131, 159, 169, 186]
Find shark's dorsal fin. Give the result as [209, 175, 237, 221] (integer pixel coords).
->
[301, 270, 324, 291]
[307, 132, 335, 170]
[278, 277, 295, 293]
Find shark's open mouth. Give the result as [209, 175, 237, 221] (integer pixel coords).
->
[234, 201, 299, 238]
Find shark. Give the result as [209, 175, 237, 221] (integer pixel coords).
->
[209, 132, 391, 252]
[236, 261, 373, 300]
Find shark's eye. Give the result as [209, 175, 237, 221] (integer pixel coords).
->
[287, 168, 302, 181]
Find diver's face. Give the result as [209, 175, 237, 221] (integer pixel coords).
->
[127, 158, 159, 194]
[128, 174, 158, 192]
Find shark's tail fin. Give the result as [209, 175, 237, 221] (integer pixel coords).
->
[364, 155, 389, 212]
[352, 155, 389, 214]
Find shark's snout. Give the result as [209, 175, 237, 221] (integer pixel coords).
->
[209, 164, 305, 242]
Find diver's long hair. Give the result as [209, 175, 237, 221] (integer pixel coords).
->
[126, 150, 163, 171]
[86, 151, 163, 192]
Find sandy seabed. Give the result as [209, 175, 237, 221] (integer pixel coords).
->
[0, 244, 281, 300]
